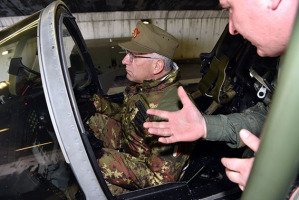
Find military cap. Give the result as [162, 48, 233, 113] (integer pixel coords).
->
[119, 21, 178, 59]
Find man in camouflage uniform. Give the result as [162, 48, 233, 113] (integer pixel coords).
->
[87, 21, 194, 195]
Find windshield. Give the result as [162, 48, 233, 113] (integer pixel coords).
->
[0, 14, 80, 200]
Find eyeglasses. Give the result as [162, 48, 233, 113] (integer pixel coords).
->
[125, 50, 158, 63]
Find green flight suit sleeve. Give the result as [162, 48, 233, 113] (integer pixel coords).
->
[204, 102, 268, 148]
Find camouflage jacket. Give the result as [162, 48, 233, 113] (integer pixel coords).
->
[91, 64, 194, 184]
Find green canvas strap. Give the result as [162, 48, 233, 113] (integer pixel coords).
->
[197, 54, 229, 103]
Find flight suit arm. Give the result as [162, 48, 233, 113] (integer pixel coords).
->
[204, 102, 268, 148]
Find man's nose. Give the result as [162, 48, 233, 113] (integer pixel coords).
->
[219, 0, 229, 8]
[122, 54, 130, 65]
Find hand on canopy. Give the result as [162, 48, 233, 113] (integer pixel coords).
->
[144, 86, 207, 143]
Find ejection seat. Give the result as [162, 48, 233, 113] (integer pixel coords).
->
[190, 24, 247, 114]
[188, 24, 277, 115]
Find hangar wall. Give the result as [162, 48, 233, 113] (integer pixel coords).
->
[0, 10, 228, 60]
[73, 10, 229, 60]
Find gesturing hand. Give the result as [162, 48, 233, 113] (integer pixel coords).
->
[143, 86, 207, 144]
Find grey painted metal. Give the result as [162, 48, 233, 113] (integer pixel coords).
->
[242, 11, 299, 200]
[37, 1, 106, 199]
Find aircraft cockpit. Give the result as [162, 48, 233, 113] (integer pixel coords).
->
[0, 1, 298, 200]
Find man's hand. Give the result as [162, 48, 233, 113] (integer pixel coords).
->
[221, 129, 260, 191]
[143, 86, 207, 143]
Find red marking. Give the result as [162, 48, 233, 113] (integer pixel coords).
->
[132, 28, 140, 38]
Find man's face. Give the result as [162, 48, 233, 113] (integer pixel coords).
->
[122, 52, 155, 83]
[219, 0, 293, 57]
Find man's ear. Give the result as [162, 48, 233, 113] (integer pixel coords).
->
[269, 0, 281, 10]
[153, 60, 165, 75]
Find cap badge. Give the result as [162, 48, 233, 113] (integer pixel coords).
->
[132, 28, 140, 38]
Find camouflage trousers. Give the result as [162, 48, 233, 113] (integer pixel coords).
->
[87, 113, 168, 196]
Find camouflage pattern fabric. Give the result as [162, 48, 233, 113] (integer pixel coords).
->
[87, 69, 195, 195]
